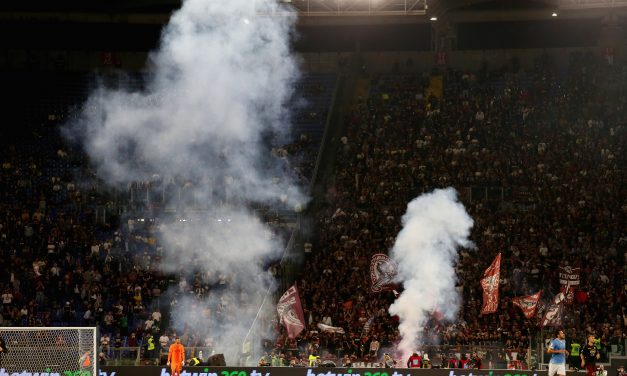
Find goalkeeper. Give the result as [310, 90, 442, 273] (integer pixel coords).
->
[79, 351, 92, 371]
[167, 336, 185, 376]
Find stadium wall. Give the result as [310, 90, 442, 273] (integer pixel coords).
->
[0, 46, 620, 72]
[301, 47, 618, 72]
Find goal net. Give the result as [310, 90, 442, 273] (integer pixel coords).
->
[0, 327, 97, 375]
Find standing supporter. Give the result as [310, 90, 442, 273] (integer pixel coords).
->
[407, 352, 422, 368]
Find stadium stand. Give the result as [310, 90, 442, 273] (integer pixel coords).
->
[0, 71, 338, 364]
[0, 16, 624, 367]
[290, 52, 624, 367]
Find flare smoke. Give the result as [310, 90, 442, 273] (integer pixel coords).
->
[389, 188, 474, 358]
[67, 0, 302, 364]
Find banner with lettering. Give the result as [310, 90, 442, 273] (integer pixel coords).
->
[558, 266, 580, 304]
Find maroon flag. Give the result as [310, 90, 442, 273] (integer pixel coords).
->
[370, 253, 398, 293]
[560, 285, 575, 305]
[277, 285, 306, 339]
[558, 266, 580, 304]
[480, 253, 501, 315]
[540, 291, 565, 327]
[512, 291, 542, 319]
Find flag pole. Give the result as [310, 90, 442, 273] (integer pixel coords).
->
[527, 326, 533, 370]
[241, 231, 299, 364]
[242, 280, 275, 365]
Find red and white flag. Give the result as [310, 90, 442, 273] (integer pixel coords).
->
[370, 253, 398, 293]
[277, 285, 306, 339]
[480, 252, 501, 315]
[540, 291, 565, 327]
[512, 291, 542, 319]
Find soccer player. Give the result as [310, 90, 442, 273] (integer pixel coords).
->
[167, 336, 185, 376]
[581, 334, 600, 376]
[547, 329, 569, 376]
[79, 351, 92, 370]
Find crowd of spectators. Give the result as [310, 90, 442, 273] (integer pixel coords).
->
[1, 53, 625, 368]
[0, 125, 302, 364]
[284, 52, 625, 368]
[0, 130, 181, 363]
[0, 72, 334, 365]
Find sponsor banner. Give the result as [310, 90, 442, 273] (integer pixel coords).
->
[96, 367, 581, 376]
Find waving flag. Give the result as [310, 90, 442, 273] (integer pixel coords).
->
[480, 252, 501, 314]
[540, 291, 565, 327]
[558, 265, 580, 304]
[370, 253, 398, 292]
[512, 291, 542, 319]
[277, 285, 306, 339]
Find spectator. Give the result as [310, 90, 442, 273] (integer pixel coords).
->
[100, 333, 110, 357]
[159, 332, 170, 350]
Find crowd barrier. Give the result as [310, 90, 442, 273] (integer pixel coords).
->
[3, 366, 620, 376]
[94, 367, 582, 376]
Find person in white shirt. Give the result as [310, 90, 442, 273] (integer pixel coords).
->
[152, 309, 162, 322]
[144, 318, 154, 331]
[1, 291, 13, 307]
[103, 312, 114, 326]
[83, 309, 92, 323]
[322, 315, 332, 326]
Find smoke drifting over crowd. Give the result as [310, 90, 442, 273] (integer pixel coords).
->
[67, 0, 302, 364]
[389, 188, 474, 358]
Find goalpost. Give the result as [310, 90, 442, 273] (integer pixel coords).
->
[0, 327, 97, 376]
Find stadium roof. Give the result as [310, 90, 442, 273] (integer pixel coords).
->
[0, 0, 627, 25]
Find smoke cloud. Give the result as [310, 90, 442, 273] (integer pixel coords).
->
[67, 0, 303, 364]
[388, 188, 474, 358]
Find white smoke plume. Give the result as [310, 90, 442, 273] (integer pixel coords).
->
[66, 0, 303, 364]
[388, 188, 474, 359]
